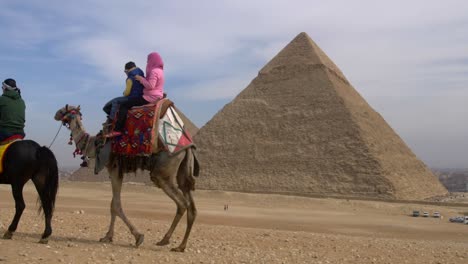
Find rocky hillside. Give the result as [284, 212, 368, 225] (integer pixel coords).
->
[433, 168, 468, 192]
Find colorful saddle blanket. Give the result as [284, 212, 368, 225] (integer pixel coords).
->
[111, 99, 194, 156]
[0, 139, 21, 173]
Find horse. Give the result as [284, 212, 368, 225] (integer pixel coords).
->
[54, 104, 199, 252]
[0, 139, 59, 244]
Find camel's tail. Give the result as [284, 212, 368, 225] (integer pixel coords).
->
[177, 147, 200, 192]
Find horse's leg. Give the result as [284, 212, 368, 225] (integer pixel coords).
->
[3, 184, 26, 240]
[155, 178, 188, 250]
[100, 168, 144, 247]
[32, 174, 53, 244]
[172, 190, 197, 252]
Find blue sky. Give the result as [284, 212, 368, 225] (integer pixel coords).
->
[1, 0, 467, 169]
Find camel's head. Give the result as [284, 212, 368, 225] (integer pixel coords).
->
[55, 104, 82, 125]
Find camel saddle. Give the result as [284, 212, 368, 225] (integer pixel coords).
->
[109, 98, 194, 156]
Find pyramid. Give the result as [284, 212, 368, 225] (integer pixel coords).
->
[193, 32, 447, 200]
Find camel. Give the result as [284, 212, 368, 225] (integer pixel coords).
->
[54, 104, 199, 252]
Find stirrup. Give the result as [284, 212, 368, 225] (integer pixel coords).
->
[104, 131, 122, 138]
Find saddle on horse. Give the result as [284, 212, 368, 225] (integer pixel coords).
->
[0, 134, 24, 145]
[0, 135, 24, 174]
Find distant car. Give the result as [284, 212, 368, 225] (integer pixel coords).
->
[412, 210, 420, 217]
[423, 212, 429, 217]
[464, 216, 468, 225]
[433, 212, 441, 218]
[449, 216, 464, 223]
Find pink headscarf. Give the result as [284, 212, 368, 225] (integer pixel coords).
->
[146, 52, 164, 74]
[140, 52, 165, 103]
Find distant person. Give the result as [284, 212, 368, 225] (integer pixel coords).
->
[0, 78, 25, 142]
[103, 61, 145, 137]
[109, 52, 165, 137]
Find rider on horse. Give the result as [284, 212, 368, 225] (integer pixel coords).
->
[0, 78, 25, 143]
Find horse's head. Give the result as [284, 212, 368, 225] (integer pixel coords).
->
[54, 104, 82, 125]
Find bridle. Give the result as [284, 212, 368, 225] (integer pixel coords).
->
[55, 105, 90, 164]
[54, 104, 84, 145]
[57, 104, 82, 127]
[49, 104, 82, 148]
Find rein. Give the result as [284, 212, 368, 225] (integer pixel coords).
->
[48, 123, 64, 148]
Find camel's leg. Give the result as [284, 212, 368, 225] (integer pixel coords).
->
[100, 168, 118, 243]
[171, 190, 197, 252]
[171, 148, 198, 252]
[100, 168, 144, 247]
[3, 184, 26, 240]
[155, 178, 188, 249]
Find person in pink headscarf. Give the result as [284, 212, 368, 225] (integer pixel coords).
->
[105, 52, 165, 137]
[135, 52, 165, 103]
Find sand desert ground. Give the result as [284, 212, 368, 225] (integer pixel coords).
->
[0, 181, 467, 264]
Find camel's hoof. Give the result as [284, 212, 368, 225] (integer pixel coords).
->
[170, 247, 185, 252]
[99, 237, 113, 243]
[135, 234, 144, 248]
[2, 231, 12, 240]
[38, 238, 49, 244]
[156, 239, 170, 246]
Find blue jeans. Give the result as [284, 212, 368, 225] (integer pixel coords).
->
[103, 96, 129, 120]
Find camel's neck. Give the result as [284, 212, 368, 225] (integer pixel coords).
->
[69, 117, 97, 158]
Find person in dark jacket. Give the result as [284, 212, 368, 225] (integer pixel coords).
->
[0, 78, 26, 142]
[103, 61, 145, 137]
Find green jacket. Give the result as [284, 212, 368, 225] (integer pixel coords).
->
[0, 90, 26, 134]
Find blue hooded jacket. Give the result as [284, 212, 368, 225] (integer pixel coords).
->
[126, 68, 145, 98]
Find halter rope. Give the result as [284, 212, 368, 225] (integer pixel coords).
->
[48, 123, 64, 148]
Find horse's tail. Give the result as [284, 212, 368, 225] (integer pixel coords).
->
[34, 146, 59, 215]
[177, 147, 200, 192]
